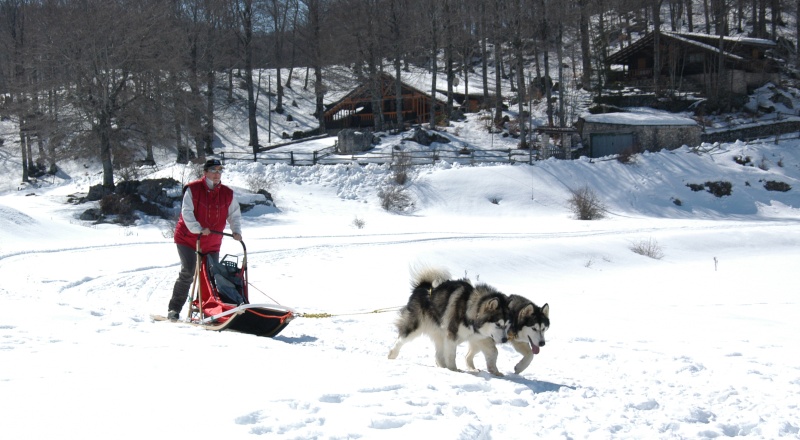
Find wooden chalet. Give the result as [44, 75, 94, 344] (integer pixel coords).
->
[605, 31, 779, 95]
[323, 74, 446, 130]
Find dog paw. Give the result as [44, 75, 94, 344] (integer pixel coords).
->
[489, 370, 504, 377]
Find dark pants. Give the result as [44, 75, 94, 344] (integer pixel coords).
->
[168, 244, 218, 313]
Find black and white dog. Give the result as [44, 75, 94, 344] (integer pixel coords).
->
[388, 267, 510, 371]
[466, 294, 549, 375]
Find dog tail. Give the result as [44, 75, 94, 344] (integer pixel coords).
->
[409, 265, 451, 290]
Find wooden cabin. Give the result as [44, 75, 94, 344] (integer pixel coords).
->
[605, 31, 779, 95]
[323, 74, 447, 130]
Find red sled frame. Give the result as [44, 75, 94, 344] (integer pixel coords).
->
[187, 232, 294, 337]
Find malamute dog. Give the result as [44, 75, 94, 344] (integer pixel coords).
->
[387, 267, 510, 371]
[465, 295, 549, 375]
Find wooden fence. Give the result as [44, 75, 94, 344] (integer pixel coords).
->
[219, 144, 568, 167]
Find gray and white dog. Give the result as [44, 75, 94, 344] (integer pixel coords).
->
[466, 294, 549, 376]
[387, 267, 510, 371]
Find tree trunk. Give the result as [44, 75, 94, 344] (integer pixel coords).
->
[204, 10, 215, 156]
[544, 48, 553, 127]
[429, 1, 438, 129]
[579, 0, 592, 88]
[480, 3, 489, 102]
[307, 0, 326, 133]
[19, 111, 29, 183]
[242, 0, 259, 152]
[97, 115, 114, 189]
[47, 89, 58, 174]
[205, 68, 215, 155]
[557, 23, 565, 129]
[493, 0, 503, 125]
[653, 0, 663, 96]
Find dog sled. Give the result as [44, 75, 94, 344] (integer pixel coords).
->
[157, 232, 294, 337]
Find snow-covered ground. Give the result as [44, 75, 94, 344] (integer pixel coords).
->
[2, 130, 800, 438]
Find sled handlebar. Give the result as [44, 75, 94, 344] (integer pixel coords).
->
[195, 230, 247, 254]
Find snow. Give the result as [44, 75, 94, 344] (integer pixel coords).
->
[582, 108, 698, 126]
[2, 64, 800, 438]
[2, 133, 800, 439]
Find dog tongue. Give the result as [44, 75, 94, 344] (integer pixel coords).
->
[529, 338, 541, 355]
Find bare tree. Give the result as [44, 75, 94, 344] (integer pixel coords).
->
[0, 0, 32, 182]
[264, 0, 291, 115]
[492, 0, 504, 125]
[296, 0, 328, 132]
[230, 0, 260, 153]
[43, 0, 175, 188]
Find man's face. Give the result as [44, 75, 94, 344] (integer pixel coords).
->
[204, 166, 223, 184]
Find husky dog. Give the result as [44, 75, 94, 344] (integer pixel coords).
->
[465, 295, 549, 376]
[387, 267, 510, 371]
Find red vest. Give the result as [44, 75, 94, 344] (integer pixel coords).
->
[174, 179, 234, 253]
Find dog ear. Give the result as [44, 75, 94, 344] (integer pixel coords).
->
[541, 303, 549, 317]
[484, 297, 499, 312]
[519, 304, 534, 320]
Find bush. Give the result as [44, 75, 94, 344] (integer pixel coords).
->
[352, 216, 366, 229]
[391, 151, 412, 185]
[630, 238, 664, 260]
[378, 185, 413, 212]
[245, 171, 277, 193]
[764, 180, 791, 192]
[686, 183, 705, 192]
[704, 181, 732, 197]
[733, 155, 751, 166]
[687, 181, 732, 197]
[568, 185, 606, 220]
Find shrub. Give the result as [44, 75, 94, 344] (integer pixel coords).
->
[352, 216, 366, 229]
[245, 171, 277, 193]
[758, 156, 770, 171]
[686, 183, 705, 192]
[704, 181, 732, 197]
[568, 185, 606, 220]
[764, 180, 791, 192]
[733, 155, 751, 166]
[378, 185, 413, 212]
[617, 144, 641, 164]
[391, 151, 412, 185]
[630, 238, 664, 260]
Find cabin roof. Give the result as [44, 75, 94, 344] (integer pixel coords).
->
[605, 31, 775, 66]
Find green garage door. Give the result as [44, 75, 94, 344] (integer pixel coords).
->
[591, 133, 634, 158]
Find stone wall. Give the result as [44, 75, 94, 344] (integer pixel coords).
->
[582, 121, 702, 151]
[700, 119, 800, 144]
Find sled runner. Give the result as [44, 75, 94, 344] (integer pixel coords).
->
[176, 232, 294, 337]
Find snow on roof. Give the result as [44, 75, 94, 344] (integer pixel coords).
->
[583, 109, 698, 126]
[668, 31, 776, 47]
[661, 32, 745, 62]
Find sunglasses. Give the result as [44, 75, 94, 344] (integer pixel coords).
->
[206, 168, 224, 174]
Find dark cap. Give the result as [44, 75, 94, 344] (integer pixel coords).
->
[203, 159, 222, 170]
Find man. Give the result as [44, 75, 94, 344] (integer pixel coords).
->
[167, 159, 242, 322]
